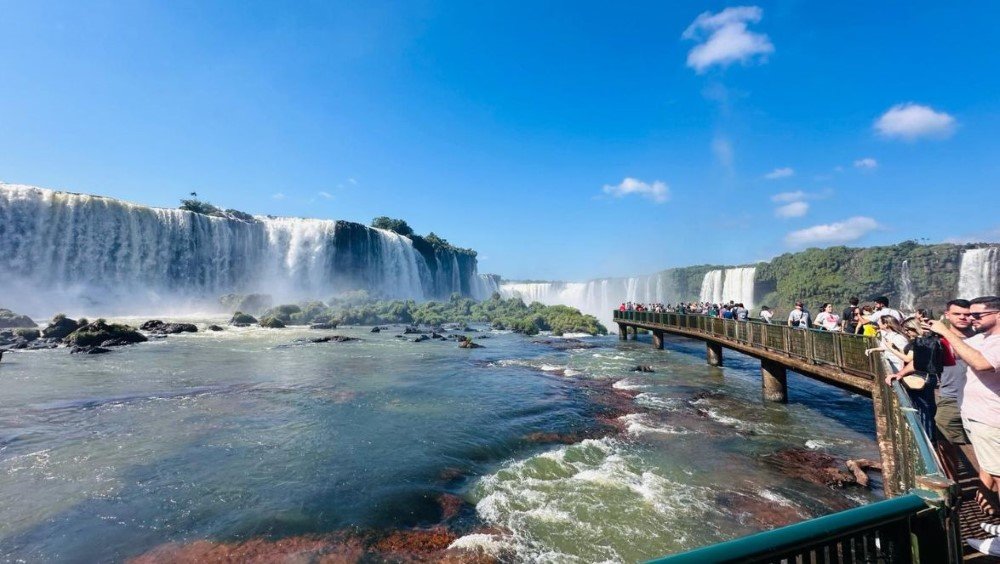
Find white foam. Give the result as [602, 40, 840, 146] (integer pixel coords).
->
[612, 379, 648, 391]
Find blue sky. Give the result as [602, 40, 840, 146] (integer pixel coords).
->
[1, 1, 997, 281]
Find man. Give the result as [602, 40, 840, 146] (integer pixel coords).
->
[870, 296, 903, 325]
[759, 306, 773, 324]
[935, 300, 975, 452]
[787, 301, 810, 329]
[735, 303, 749, 321]
[842, 297, 860, 334]
[925, 296, 1000, 553]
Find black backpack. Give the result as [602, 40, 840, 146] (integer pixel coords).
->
[912, 335, 945, 376]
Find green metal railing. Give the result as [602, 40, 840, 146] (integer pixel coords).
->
[613, 311, 962, 563]
[613, 310, 881, 378]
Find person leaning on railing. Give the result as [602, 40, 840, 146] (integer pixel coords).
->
[923, 296, 1000, 555]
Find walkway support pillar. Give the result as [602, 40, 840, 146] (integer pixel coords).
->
[706, 342, 723, 366]
[617, 324, 627, 340]
[761, 359, 788, 403]
[652, 330, 664, 350]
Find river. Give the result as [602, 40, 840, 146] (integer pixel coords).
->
[0, 319, 879, 562]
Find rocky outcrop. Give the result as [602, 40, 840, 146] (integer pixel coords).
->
[0, 308, 36, 329]
[140, 320, 198, 334]
[207, 325, 224, 331]
[70, 345, 112, 355]
[259, 316, 286, 329]
[64, 320, 148, 347]
[459, 339, 483, 349]
[309, 322, 337, 330]
[311, 335, 358, 343]
[42, 314, 86, 340]
[229, 312, 258, 326]
[762, 448, 860, 488]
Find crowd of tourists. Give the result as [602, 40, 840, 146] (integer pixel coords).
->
[620, 294, 1000, 555]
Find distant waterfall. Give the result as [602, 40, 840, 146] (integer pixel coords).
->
[721, 267, 756, 307]
[958, 247, 1000, 298]
[900, 260, 916, 312]
[699, 270, 724, 304]
[0, 184, 479, 314]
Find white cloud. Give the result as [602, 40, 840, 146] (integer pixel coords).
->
[874, 103, 956, 141]
[318, 191, 333, 199]
[602, 177, 671, 204]
[272, 192, 286, 200]
[682, 6, 774, 73]
[775, 201, 809, 218]
[771, 190, 806, 203]
[764, 167, 794, 179]
[785, 216, 879, 247]
[348, 178, 358, 185]
[712, 136, 734, 168]
[854, 157, 878, 169]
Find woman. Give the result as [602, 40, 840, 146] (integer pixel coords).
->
[884, 317, 939, 442]
[866, 315, 912, 373]
[856, 304, 878, 337]
[813, 303, 841, 331]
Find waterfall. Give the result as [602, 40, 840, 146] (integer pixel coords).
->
[900, 260, 916, 312]
[0, 184, 478, 314]
[720, 267, 756, 308]
[958, 247, 1000, 299]
[699, 270, 723, 304]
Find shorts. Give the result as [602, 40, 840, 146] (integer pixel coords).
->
[935, 395, 969, 444]
[964, 418, 1000, 476]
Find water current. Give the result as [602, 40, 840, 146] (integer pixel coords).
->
[0, 320, 879, 562]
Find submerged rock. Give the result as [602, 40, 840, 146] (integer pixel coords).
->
[633, 365, 655, 373]
[532, 338, 598, 350]
[370, 326, 382, 333]
[70, 345, 112, 355]
[207, 324, 224, 331]
[412, 335, 430, 343]
[762, 448, 859, 488]
[459, 340, 483, 349]
[310, 335, 359, 343]
[403, 327, 426, 335]
[141, 320, 199, 334]
[309, 322, 338, 330]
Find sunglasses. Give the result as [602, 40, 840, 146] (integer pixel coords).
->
[969, 311, 1000, 320]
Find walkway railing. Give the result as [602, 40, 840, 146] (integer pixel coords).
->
[613, 311, 962, 563]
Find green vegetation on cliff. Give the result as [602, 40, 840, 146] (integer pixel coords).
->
[260, 293, 607, 336]
[371, 217, 476, 257]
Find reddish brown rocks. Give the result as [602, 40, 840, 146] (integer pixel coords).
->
[762, 448, 861, 488]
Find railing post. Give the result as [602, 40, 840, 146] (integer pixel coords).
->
[782, 326, 791, 356]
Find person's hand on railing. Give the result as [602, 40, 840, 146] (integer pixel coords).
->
[864, 346, 884, 357]
[884, 372, 902, 386]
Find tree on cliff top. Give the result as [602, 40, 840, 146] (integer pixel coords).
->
[371, 217, 414, 237]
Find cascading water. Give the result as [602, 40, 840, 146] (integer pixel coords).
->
[720, 267, 756, 308]
[0, 184, 478, 314]
[699, 270, 723, 304]
[958, 247, 1000, 299]
[899, 260, 916, 312]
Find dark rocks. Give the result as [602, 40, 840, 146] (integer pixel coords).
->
[259, 316, 286, 329]
[42, 315, 86, 340]
[140, 320, 199, 334]
[229, 312, 258, 326]
[70, 345, 112, 355]
[0, 308, 37, 329]
[459, 340, 483, 349]
[403, 327, 426, 335]
[633, 365, 655, 373]
[207, 325, 224, 331]
[64, 320, 147, 347]
[14, 328, 40, 342]
[370, 326, 382, 333]
[412, 335, 430, 342]
[309, 322, 338, 330]
[431, 332, 446, 340]
[311, 335, 359, 343]
[762, 448, 859, 488]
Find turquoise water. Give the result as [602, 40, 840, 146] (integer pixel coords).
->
[0, 319, 879, 562]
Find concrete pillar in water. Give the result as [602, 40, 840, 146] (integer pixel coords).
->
[617, 324, 628, 340]
[761, 359, 788, 403]
[706, 342, 723, 366]
[652, 330, 664, 350]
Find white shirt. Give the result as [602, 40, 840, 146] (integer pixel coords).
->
[960, 332, 1000, 427]
[869, 307, 903, 325]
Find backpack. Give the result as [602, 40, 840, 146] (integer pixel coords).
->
[912, 335, 946, 376]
